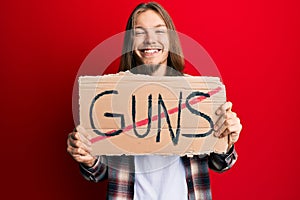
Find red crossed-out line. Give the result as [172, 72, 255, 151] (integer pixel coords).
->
[90, 86, 222, 144]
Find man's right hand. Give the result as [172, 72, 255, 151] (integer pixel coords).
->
[67, 125, 97, 167]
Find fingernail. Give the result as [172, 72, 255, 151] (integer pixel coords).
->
[214, 125, 219, 131]
[214, 131, 220, 137]
[216, 109, 221, 115]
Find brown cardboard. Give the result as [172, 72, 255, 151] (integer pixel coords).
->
[79, 71, 228, 156]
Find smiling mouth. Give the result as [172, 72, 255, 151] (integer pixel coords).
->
[139, 48, 162, 56]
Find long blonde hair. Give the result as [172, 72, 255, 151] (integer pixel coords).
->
[119, 2, 184, 73]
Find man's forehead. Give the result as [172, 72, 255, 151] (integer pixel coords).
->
[134, 10, 166, 28]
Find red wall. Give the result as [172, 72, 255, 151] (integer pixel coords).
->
[1, 0, 300, 199]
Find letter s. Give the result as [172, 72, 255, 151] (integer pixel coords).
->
[182, 91, 214, 138]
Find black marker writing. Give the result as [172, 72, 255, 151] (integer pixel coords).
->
[89, 90, 125, 136]
[182, 91, 214, 138]
[132, 94, 152, 138]
[156, 92, 182, 145]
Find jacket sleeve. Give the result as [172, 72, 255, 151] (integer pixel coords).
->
[208, 145, 238, 172]
[79, 156, 108, 182]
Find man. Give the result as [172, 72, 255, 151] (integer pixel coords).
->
[67, 2, 242, 200]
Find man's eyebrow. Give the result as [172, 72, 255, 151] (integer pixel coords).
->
[155, 24, 167, 28]
[134, 24, 167, 29]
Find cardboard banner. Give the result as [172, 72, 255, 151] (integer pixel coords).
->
[79, 71, 228, 156]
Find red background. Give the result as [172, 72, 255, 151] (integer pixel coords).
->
[1, 0, 299, 199]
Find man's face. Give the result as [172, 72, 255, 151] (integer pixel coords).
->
[133, 10, 169, 66]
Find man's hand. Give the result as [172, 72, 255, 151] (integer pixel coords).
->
[67, 125, 97, 167]
[214, 102, 242, 150]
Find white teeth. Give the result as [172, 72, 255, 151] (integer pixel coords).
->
[144, 49, 159, 54]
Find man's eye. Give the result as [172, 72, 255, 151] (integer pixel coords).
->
[135, 31, 145, 36]
[156, 30, 166, 34]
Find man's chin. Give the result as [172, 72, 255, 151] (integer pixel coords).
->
[130, 64, 161, 75]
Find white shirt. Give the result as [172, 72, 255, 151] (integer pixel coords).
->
[134, 155, 188, 200]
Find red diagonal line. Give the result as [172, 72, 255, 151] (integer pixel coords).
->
[90, 86, 222, 143]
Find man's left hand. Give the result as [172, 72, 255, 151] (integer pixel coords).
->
[214, 102, 242, 150]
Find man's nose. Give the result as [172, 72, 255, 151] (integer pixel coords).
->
[144, 30, 157, 44]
